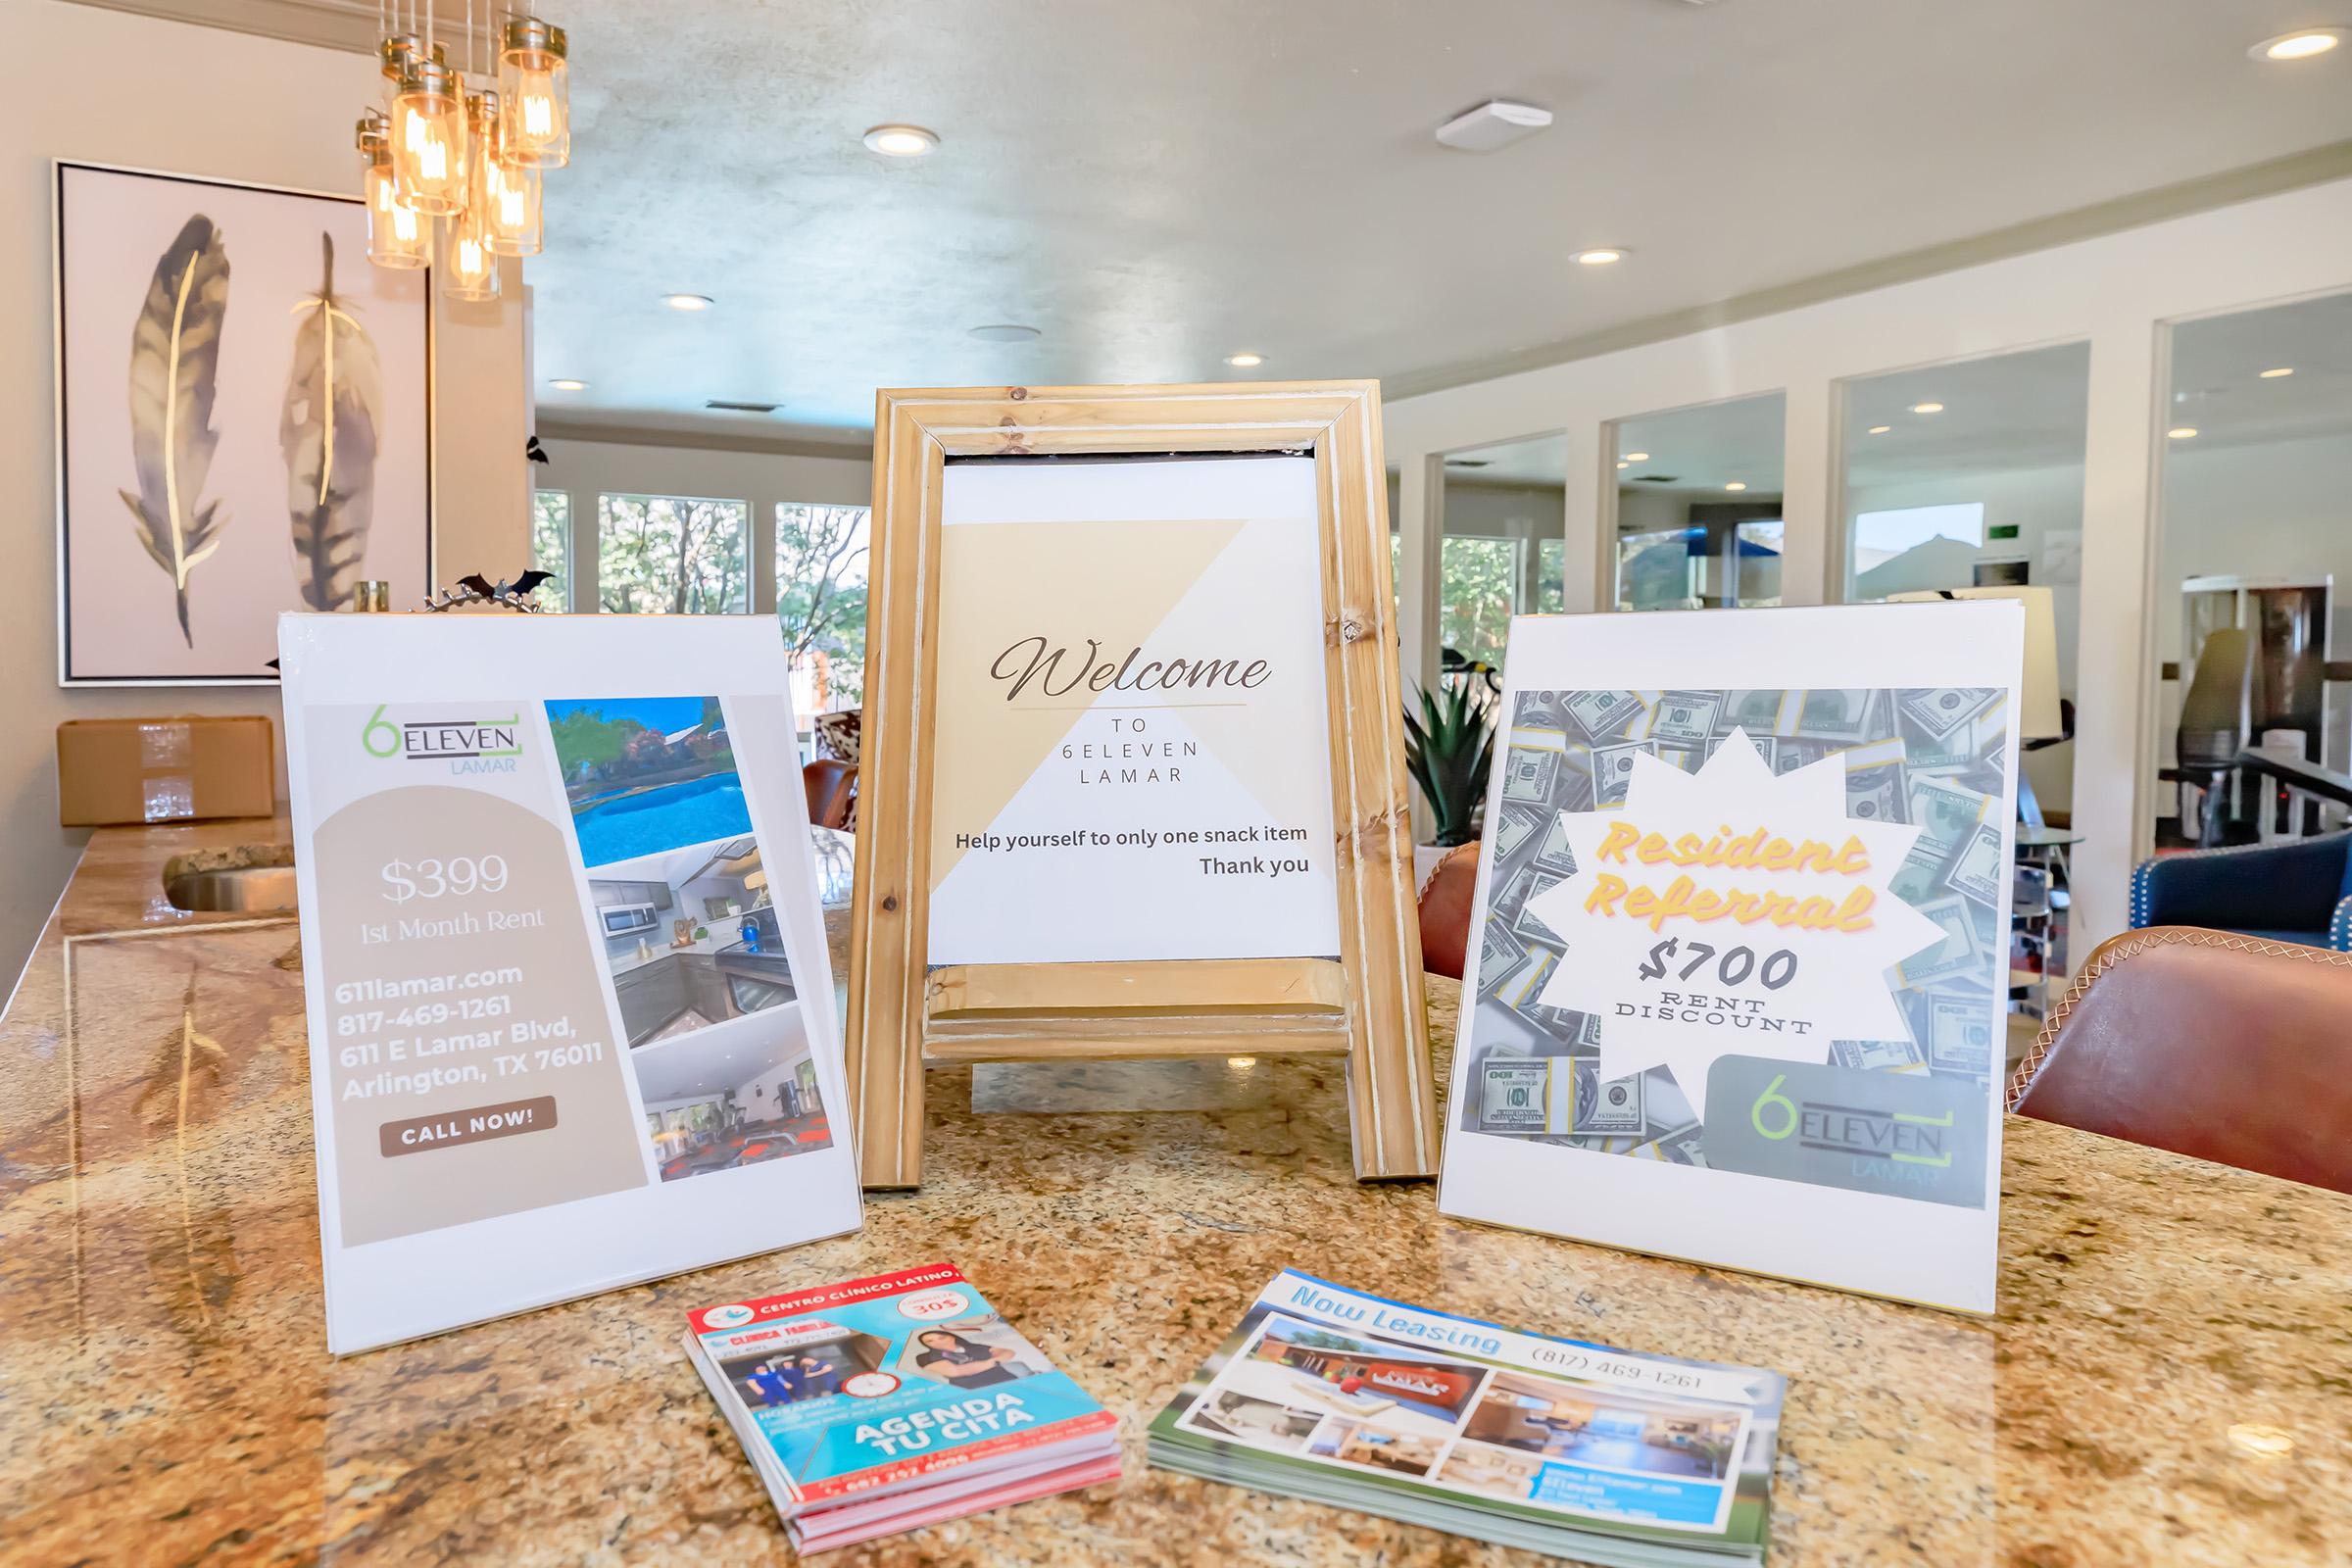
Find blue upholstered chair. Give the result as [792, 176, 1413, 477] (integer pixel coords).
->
[2130, 832, 2352, 951]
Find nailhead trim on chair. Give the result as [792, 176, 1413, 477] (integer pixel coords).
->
[2129, 858, 2154, 927]
[2006, 926, 2352, 1110]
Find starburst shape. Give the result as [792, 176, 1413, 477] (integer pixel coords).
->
[1526, 729, 1948, 1102]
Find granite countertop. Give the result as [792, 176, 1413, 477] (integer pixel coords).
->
[2, 818, 2347, 1565]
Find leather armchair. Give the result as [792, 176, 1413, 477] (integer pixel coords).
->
[1416, 844, 1481, 980]
[802, 760, 858, 832]
[2011, 926, 2352, 1193]
[2129, 831, 2352, 950]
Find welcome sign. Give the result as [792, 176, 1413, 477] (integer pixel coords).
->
[848, 383, 1439, 1189]
[926, 457, 1341, 964]
[281, 614, 863, 1350]
[1439, 603, 2022, 1313]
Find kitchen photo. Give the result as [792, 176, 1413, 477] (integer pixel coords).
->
[544, 692, 833, 1182]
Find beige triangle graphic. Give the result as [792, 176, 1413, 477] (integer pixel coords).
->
[929, 516, 1247, 886]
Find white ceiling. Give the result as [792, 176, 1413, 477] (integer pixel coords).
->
[517, 0, 2352, 441]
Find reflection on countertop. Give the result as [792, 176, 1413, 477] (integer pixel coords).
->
[0, 817, 2347, 1565]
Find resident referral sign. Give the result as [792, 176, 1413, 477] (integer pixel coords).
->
[1580, 819, 1880, 937]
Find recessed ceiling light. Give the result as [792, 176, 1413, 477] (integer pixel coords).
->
[662, 293, 713, 312]
[1225, 352, 1264, 368]
[547, 378, 587, 391]
[2251, 28, 2344, 60]
[1867, 424, 1892, 434]
[863, 123, 939, 157]
[2259, 366, 2296, 378]
[1910, 402, 1944, 415]
[968, 323, 1040, 342]
[1616, 461, 1630, 469]
[2168, 426, 2199, 440]
[1724, 481, 1747, 492]
[1622, 451, 1649, 462]
[1572, 248, 1628, 267]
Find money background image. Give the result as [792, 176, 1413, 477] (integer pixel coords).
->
[1464, 686, 2008, 1194]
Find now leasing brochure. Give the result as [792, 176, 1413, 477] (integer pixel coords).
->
[684, 1264, 1119, 1552]
[1439, 603, 2025, 1313]
[279, 614, 863, 1352]
[1150, 1271, 1785, 1565]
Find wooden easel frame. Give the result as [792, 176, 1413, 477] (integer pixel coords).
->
[844, 381, 1439, 1189]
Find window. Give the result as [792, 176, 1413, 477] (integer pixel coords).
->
[1535, 539, 1567, 614]
[530, 490, 571, 610]
[774, 502, 871, 710]
[1849, 503, 1986, 597]
[1439, 535, 1521, 669]
[597, 493, 752, 614]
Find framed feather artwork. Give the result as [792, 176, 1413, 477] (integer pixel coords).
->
[53, 162, 432, 685]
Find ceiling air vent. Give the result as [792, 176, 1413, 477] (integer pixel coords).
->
[1446, 458, 1491, 468]
[1633, 474, 1681, 484]
[706, 399, 781, 414]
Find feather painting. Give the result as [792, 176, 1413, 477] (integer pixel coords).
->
[281, 232, 382, 610]
[120, 214, 230, 647]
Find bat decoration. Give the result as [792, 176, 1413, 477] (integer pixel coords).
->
[122, 214, 230, 646]
[421, 570, 558, 612]
[283, 231, 384, 611]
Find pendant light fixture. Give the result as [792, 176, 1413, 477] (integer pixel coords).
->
[392, 52, 467, 216]
[358, 114, 429, 269]
[444, 88, 503, 301]
[477, 92, 545, 256]
[498, 16, 570, 167]
[362, 1, 573, 295]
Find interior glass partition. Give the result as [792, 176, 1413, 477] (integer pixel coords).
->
[1438, 433, 1568, 669]
[1839, 343, 2090, 824]
[1609, 395, 1786, 612]
[2154, 291, 2352, 844]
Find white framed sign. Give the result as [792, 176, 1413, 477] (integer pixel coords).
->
[1438, 602, 2023, 1314]
[280, 613, 862, 1351]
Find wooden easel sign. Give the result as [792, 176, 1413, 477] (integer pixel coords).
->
[846, 382, 1440, 1188]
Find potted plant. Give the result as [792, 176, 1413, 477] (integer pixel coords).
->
[1403, 664, 1497, 880]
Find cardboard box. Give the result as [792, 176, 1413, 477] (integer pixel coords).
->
[57, 715, 275, 826]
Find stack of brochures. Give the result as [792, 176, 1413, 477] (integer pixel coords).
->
[685, 1263, 1120, 1553]
[1149, 1270, 1784, 1566]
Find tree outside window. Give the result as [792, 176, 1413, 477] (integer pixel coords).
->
[597, 493, 751, 614]
[530, 490, 571, 611]
[1440, 535, 1521, 669]
[775, 503, 870, 708]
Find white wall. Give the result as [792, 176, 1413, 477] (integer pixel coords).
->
[1382, 176, 2352, 954]
[1, 0, 528, 986]
[531, 432, 870, 613]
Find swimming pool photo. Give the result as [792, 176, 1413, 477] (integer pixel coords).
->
[545, 696, 755, 866]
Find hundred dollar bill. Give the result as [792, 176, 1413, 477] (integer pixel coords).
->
[1489, 801, 1544, 863]
[1796, 689, 1875, 742]
[1572, 1058, 1646, 1134]
[1516, 691, 1569, 729]
[1590, 740, 1651, 805]
[1630, 1122, 1709, 1166]
[1502, 747, 1562, 805]
[1772, 738, 1825, 776]
[1927, 993, 1993, 1075]
[1476, 920, 1528, 997]
[1944, 820, 2006, 906]
[1910, 774, 1993, 850]
[1649, 693, 1723, 745]
[1897, 687, 2001, 742]
[1563, 689, 1645, 739]
[1844, 760, 1907, 825]
[1724, 689, 1797, 736]
[1477, 1056, 1558, 1135]
[1573, 1010, 1604, 1052]
[1488, 947, 1554, 1014]
[1896, 895, 1984, 985]
[1531, 809, 1580, 876]
[1504, 866, 1567, 949]
[1833, 1036, 1926, 1072]
[1888, 836, 1955, 906]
